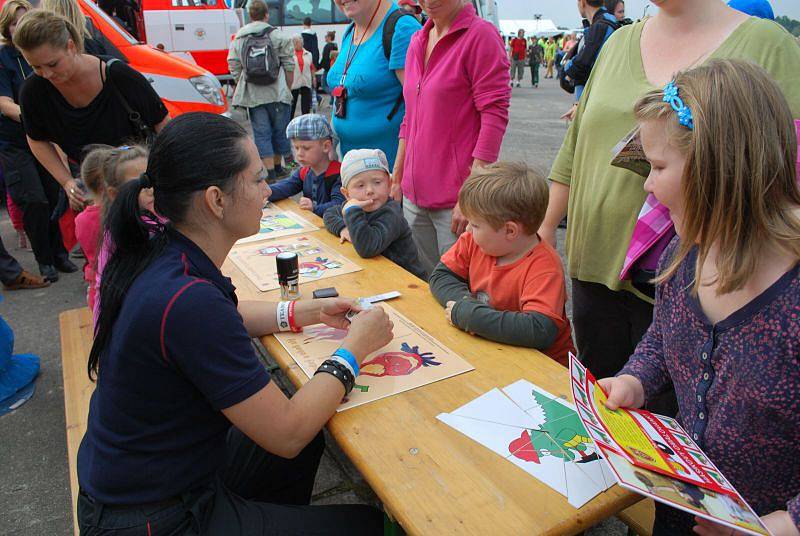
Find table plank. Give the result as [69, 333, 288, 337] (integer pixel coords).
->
[59, 307, 96, 536]
[223, 200, 641, 535]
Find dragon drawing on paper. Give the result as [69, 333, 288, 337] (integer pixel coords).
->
[508, 389, 599, 464]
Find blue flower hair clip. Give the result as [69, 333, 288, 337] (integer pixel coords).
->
[662, 80, 694, 130]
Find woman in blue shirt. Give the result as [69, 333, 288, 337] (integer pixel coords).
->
[78, 112, 392, 535]
[327, 0, 420, 168]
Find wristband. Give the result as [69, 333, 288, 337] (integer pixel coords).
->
[276, 301, 292, 332]
[314, 359, 354, 394]
[332, 347, 359, 377]
[330, 355, 356, 378]
[287, 300, 302, 333]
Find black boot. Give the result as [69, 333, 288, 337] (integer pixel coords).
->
[54, 256, 79, 273]
[39, 263, 59, 282]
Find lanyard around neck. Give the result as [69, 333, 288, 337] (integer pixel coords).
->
[340, 0, 382, 85]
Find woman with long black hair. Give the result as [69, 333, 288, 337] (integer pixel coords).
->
[77, 112, 390, 535]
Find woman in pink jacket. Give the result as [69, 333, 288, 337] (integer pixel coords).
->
[391, 0, 510, 273]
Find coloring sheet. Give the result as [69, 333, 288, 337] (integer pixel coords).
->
[229, 235, 361, 292]
[569, 356, 770, 536]
[236, 205, 319, 244]
[437, 380, 615, 509]
[273, 304, 474, 411]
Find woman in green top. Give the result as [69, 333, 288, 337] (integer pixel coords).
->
[540, 0, 800, 386]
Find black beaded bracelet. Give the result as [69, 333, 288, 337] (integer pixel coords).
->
[314, 359, 355, 394]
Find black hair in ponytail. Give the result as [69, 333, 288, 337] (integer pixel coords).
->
[88, 112, 252, 380]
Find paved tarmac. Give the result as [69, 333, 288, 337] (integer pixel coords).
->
[0, 75, 628, 535]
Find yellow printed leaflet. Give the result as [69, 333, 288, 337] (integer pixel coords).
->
[592, 387, 672, 473]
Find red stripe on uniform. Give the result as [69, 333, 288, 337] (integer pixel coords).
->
[160, 279, 207, 363]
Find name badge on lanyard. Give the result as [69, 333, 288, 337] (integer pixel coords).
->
[332, 85, 348, 119]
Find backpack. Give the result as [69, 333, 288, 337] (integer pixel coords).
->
[559, 15, 619, 94]
[299, 162, 342, 198]
[242, 26, 281, 85]
[343, 10, 412, 121]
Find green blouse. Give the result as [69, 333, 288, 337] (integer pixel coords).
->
[550, 17, 800, 300]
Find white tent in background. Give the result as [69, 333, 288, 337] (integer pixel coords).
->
[499, 18, 561, 37]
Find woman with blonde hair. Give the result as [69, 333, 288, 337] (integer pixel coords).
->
[14, 10, 168, 216]
[0, 0, 75, 283]
[40, 0, 114, 56]
[603, 59, 800, 536]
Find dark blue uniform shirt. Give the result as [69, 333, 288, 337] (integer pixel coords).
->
[77, 230, 270, 505]
[0, 44, 32, 149]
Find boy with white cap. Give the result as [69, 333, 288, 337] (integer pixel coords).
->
[268, 114, 344, 217]
[323, 149, 426, 280]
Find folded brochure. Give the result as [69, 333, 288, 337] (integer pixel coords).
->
[569, 354, 770, 536]
[610, 126, 651, 179]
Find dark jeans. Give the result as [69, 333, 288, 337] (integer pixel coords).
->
[291, 87, 312, 118]
[571, 279, 678, 416]
[1, 146, 67, 266]
[77, 428, 384, 535]
[0, 234, 22, 284]
[530, 63, 539, 86]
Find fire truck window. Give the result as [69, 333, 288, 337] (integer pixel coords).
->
[267, 1, 282, 25]
[283, 0, 334, 24]
[171, 0, 212, 6]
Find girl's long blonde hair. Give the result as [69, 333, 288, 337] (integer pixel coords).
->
[40, 0, 91, 40]
[634, 59, 800, 295]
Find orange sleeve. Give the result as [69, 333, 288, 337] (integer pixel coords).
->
[440, 233, 474, 280]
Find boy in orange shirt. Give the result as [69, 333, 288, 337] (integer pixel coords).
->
[429, 162, 575, 365]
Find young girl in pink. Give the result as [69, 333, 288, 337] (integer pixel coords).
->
[76, 145, 148, 310]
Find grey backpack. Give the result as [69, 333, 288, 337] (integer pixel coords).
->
[242, 26, 281, 85]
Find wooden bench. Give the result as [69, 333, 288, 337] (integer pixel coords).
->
[618, 499, 655, 536]
[59, 307, 96, 536]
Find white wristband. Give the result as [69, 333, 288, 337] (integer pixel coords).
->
[330, 354, 357, 378]
[276, 301, 292, 332]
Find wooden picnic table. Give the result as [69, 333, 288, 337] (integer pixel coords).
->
[222, 199, 640, 535]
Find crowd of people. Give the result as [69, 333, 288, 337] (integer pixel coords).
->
[505, 0, 628, 95]
[2, 0, 800, 534]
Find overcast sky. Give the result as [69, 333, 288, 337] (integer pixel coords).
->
[498, 0, 800, 27]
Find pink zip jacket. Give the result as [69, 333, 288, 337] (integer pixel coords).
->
[399, 4, 510, 210]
